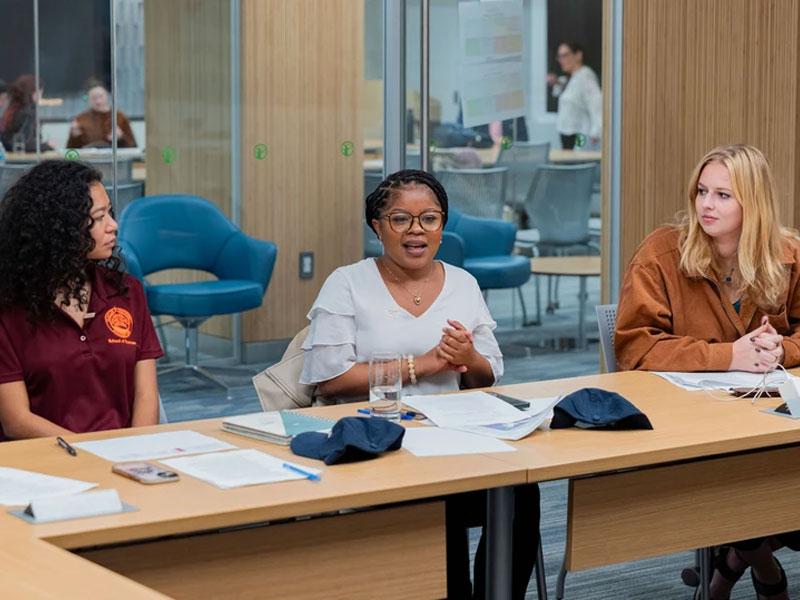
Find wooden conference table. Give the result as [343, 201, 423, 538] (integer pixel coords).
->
[4, 370, 800, 599]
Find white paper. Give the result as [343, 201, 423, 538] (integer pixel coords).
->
[73, 430, 237, 462]
[404, 391, 531, 428]
[402, 427, 515, 456]
[456, 396, 561, 440]
[0, 466, 98, 507]
[651, 370, 790, 391]
[160, 449, 322, 489]
[28, 488, 123, 522]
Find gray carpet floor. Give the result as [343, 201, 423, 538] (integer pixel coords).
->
[158, 274, 800, 599]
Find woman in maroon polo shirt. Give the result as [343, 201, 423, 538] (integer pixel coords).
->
[0, 160, 163, 441]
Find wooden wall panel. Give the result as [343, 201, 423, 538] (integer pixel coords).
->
[143, 0, 232, 338]
[620, 0, 800, 277]
[240, 1, 364, 341]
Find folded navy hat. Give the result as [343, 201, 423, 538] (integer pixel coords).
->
[290, 416, 405, 465]
[551, 388, 653, 430]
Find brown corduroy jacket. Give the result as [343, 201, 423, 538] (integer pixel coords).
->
[615, 226, 800, 372]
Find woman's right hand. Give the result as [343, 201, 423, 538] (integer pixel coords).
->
[416, 346, 466, 378]
[729, 323, 782, 372]
[545, 73, 557, 86]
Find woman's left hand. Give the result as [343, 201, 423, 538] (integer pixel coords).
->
[753, 316, 785, 365]
[437, 319, 479, 367]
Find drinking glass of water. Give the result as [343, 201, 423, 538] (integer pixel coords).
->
[369, 352, 402, 421]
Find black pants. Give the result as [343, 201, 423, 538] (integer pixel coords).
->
[560, 134, 576, 150]
[732, 529, 800, 552]
[445, 483, 540, 599]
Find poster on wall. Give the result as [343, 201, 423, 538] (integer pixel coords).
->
[458, 0, 526, 128]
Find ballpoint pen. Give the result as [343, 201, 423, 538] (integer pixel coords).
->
[56, 436, 77, 457]
[282, 462, 321, 482]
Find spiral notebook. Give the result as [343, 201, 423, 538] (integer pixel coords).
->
[221, 411, 334, 445]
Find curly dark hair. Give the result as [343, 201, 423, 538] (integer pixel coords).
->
[365, 169, 449, 234]
[0, 160, 127, 322]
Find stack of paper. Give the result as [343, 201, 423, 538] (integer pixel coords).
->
[403, 391, 560, 441]
[160, 449, 321, 489]
[221, 411, 334, 445]
[0, 466, 97, 507]
[402, 428, 515, 456]
[73, 430, 236, 462]
[652, 371, 790, 391]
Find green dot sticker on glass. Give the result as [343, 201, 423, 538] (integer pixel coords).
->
[64, 149, 80, 161]
[162, 146, 176, 164]
[340, 140, 355, 157]
[253, 143, 268, 160]
[429, 139, 437, 152]
[501, 136, 513, 150]
[575, 133, 587, 148]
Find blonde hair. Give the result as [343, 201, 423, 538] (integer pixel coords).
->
[678, 144, 790, 309]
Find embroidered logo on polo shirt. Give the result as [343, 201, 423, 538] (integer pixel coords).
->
[105, 307, 133, 339]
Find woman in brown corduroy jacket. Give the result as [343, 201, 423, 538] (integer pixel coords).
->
[616, 144, 796, 600]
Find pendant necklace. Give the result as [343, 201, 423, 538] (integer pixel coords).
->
[380, 259, 433, 305]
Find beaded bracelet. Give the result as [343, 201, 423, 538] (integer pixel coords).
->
[407, 355, 418, 385]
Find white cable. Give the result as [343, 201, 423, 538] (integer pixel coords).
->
[699, 364, 789, 404]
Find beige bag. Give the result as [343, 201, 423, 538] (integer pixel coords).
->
[252, 326, 315, 411]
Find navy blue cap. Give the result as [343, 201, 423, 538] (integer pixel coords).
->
[551, 388, 653, 430]
[290, 416, 405, 465]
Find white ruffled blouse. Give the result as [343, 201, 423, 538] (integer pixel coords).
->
[300, 259, 504, 403]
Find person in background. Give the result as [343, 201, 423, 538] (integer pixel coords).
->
[615, 144, 799, 600]
[301, 169, 540, 599]
[0, 74, 55, 152]
[0, 160, 162, 442]
[67, 79, 136, 149]
[546, 42, 602, 150]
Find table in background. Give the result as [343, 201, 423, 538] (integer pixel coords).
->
[529, 256, 601, 347]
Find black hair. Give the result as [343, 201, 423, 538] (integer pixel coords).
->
[0, 159, 127, 322]
[560, 42, 584, 55]
[365, 169, 448, 234]
[0, 79, 7, 94]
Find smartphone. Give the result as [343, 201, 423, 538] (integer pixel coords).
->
[486, 391, 530, 410]
[730, 386, 781, 398]
[112, 462, 180, 484]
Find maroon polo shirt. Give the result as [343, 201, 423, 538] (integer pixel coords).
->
[0, 265, 163, 441]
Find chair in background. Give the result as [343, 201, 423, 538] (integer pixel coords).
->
[433, 231, 465, 268]
[445, 209, 532, 324]
[437, 167, 508, 220]
[495, 141, 550, 219]
[84, 157, 134, 184]
[0, 163, 31, 198]
[158, 396, 168, 424]
[517, 163, 597, 316]
[106, 180, 145, 215]
[118, 194, 278, 399]
[594, 304, 618, 373]
[363, 171, 384, 258]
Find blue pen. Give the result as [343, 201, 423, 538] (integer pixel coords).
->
[358, 408, 414, 420]
[282, 462, 321, 482]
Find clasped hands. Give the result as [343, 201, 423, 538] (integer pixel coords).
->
[416, 319, 479, 377]
[730, 316, 785, 373]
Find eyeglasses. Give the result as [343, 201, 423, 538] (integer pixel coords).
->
[557, 51, 572, 59]
[381, 210, 445, 233]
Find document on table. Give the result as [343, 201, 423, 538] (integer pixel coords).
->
[456, 396, 561, 440]
[73, 430, 237, 462]
[652, 370, 790, 391]
[403, 391, 531, 428]
[402, 427, 515, 457]
[160, 449, 321, 489]
[0, 466, 97, 507]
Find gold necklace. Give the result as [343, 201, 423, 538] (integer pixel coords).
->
[380, 259, 434, 305]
